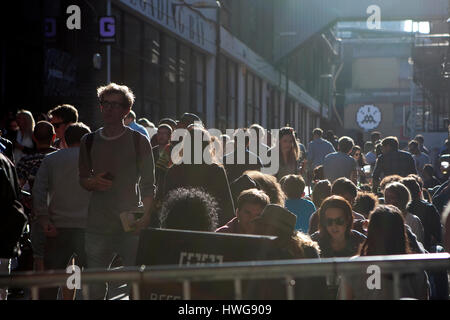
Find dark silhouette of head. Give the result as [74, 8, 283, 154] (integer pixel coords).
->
[159, 187, 219, 232]
[359, 205, 410, 256]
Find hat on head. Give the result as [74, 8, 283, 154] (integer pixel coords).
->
[253, 204, 297, 236]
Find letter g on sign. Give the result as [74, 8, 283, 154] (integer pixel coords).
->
[100, 17, 116, 38]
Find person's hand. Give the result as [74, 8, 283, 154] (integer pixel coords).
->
[89, 172, 113, 192]
[131, 214, 151, 236]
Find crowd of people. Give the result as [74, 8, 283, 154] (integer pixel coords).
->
[1, 82, 450, 300]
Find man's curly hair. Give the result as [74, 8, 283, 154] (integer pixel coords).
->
[159, 187, 219, 232]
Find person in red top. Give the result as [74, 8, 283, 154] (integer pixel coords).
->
[216, 189, 270, 235]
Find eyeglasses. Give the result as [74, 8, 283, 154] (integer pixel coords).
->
[326, 217, 345, 227]
[100, 100, 125, 109]
[51, 122, 66, 129]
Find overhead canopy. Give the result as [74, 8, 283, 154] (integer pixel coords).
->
[273, 0, 450, 62]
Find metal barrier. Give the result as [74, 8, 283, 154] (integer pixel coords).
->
[0, 253, 449, 300]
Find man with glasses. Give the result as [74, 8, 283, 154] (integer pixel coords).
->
[78, 83, 156, 300]
[48, 104, 79, 149]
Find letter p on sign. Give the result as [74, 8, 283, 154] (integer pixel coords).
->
[66, 265, 81, 290]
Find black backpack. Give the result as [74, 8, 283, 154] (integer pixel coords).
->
[0, 154, 28, 258]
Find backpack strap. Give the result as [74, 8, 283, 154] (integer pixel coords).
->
[133, 130, 142, 175]
[85, 132, 95, 176]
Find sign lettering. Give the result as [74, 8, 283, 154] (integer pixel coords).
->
[120, 0, 216, 54]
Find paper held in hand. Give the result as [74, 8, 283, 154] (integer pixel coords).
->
[120, 210, 144, 233]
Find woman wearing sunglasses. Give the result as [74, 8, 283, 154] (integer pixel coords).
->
[311, 195, 366, 258]
[311, 195, 367, 299]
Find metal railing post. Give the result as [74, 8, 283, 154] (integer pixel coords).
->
[234, 278, 242, 300]
[285, 276, 295, 300]
[82, 284, 90, 301]
[339, 274, 348, 300]
[132, 282, 140, 301]
[183, 280, 191, 300]
[393, 272, 401, 300]
[31, 286, 39, 300]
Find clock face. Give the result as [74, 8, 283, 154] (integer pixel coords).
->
[356, 105, 381, 131]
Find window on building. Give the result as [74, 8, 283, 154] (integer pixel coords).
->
[143, 24, 161, 122]
[162, 35, 177, 118]
[301, 106, 307, 143]
[144, 25, 160, 64]
[111, 47, 123, 84]
[178, 44, 191, 116]
[218, 55, 228, 131]
[293, 102, 298, 134]
[192, 52, 206, 119]
[254, 77, 261, 125]
[309, 114, 316, 142]
[227, 60, 237, 129]
[267, 86, 274, 129]
[109, 7, 207, 124]
[284, 98, 291, 127]
[111, 7, 123, 83]
[123, 13, 142, 113]
[246, 73, 254, 125]
[124, 13, 141, 56]
[287, 100, 295, 128]
[273, 89, 280, 128]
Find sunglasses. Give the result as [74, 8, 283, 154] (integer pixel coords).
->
[326, 217, 345, 227]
